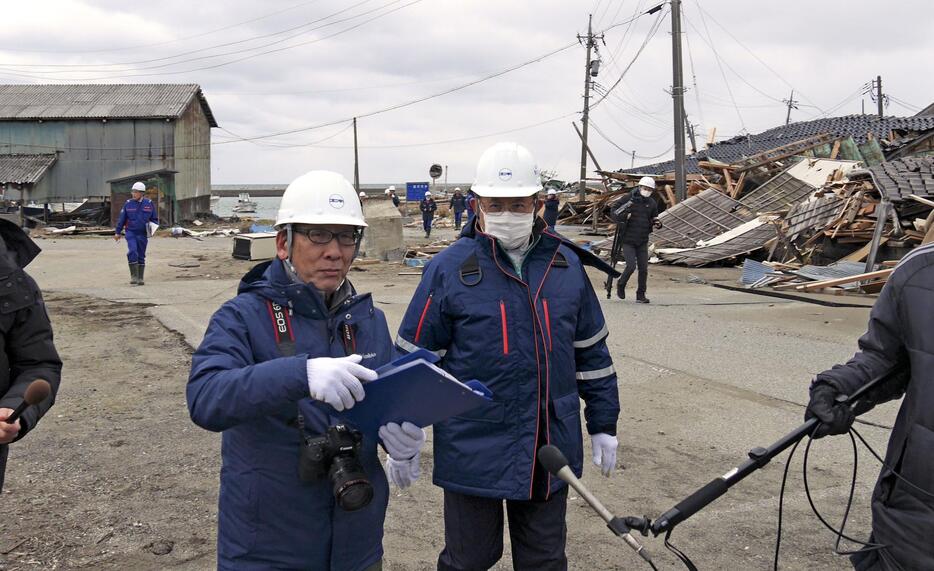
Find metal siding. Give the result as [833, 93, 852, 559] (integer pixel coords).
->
[173, 99, 210, 205]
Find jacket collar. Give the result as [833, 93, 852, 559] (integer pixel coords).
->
[461, 215, 619, 278]
[239, 258, 371, 320]
[0, 218, 40, 270]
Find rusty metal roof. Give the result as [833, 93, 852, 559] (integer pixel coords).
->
[0, 84, 217, 127]
[0, 154, 57, 184]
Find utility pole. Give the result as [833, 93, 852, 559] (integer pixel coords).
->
[577, 15, 602, 201]
[353, 117, 360, 193]
[783, 89, 798, 125]
[875, 75, 884, 118]
[670, 0, 687, 202]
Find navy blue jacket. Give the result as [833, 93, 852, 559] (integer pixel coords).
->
[420, 198, 437, 219]
[815, 243, 934, 569]
[115, 197, 158, 235]
[543, 196, 559, 228]
[188, 259, 394, 571]
[449, 194, 467, 213]
[396, 218, 620, 500]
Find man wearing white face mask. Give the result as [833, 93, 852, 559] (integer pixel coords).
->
[609, 176, 664, 303]
[396, 142, 622, 571]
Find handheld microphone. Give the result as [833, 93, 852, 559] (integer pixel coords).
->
[3, 379, 51, 425]
[539, 445, 654, 565]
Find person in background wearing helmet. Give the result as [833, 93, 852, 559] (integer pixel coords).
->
[114, 181, 158, 286]
[187, 171, 426, 570]
[542, 188, 560, 230]
[465, 188, 477, 226]
[386, 186, 401, 215]
[396, 142, 621, 571]
[420, 191, 437, 238]
[448, 188, 467, 231]
[609, 176, 664, 303]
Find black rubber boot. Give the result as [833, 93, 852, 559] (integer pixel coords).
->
[137, 264, 145, 286]
[616, 282, 625, 300]
[129, 262, 139, 285]
[636, 296, 650, 304]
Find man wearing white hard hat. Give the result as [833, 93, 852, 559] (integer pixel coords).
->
[396, 142, 621, 570]
[608, 176, 664, 303]
[113, 181, 158, 285]
[188, 171, 425, 570]
[419, 190, 437, 238]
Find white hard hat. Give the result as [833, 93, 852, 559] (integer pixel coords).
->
[275, 170, 367, 229]
[131, 181, 146, 192]
[454, 187, 461, 192]
[638, 176, 656, 189]
[547, 189, 557, 195]
[424, 191, 432, 197]
[472, 142, 542, 197]
[359, 191, 366, 198]
[387, 185, 396, 192]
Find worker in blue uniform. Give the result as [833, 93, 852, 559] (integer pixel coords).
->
[188, 171, 426, 571]
[542, 188, 560, 229]
[114, 181, 158, 285]
[396, 142, 622, 571]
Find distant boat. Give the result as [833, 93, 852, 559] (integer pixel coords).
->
[232, 192, 258, 214]
[210, 194, 221, 206]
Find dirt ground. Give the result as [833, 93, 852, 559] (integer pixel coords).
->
[0, 229, 894, 570]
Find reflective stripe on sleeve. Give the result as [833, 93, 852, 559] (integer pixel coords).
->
[573, 324, 609, 349]
[575, 365, 615, 381]
[395, 335, 447, 358]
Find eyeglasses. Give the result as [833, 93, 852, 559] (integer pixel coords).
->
[481, 200, 536, 214]
[295, 227, 361, 246]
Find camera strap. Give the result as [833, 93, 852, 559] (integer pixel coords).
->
[266, 300, 296, 357]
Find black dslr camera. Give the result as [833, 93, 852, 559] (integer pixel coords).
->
[299, 424, 373, 511]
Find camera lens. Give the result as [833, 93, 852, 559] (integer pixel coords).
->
[330, 456, 374, 511]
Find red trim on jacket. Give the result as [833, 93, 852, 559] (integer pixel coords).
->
[414, 294, 433, 343]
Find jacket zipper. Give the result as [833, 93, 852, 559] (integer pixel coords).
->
[499, 300, 509, 355]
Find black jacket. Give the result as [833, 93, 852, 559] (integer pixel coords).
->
[0, 220, 62, 491]
[543, 196, 559, 227]
[814, 242, 934, 569]
[420, 198, 437, 218]
[610, 190, 661, 245]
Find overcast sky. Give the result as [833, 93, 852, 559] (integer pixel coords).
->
[1, 0, 931, 186]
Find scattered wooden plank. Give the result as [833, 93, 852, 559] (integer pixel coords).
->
[795, 268, 894, 291]
[839, 237, 888, 263]
[829, 139, 841, 160]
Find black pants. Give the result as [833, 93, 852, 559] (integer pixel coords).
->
[437, 487, 569, 571]
[619, 242, 649, 297]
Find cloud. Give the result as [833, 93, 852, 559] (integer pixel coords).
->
[0, 0, 931, 183]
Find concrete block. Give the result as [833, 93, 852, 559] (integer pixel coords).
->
[360, 199, 404, 261]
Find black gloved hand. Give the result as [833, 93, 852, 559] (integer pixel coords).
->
[805, 383, 855, 439]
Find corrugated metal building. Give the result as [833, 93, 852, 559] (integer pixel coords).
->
[0, 83, 218, 224]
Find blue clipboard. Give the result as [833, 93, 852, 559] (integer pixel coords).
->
[319, 350, 493, 436]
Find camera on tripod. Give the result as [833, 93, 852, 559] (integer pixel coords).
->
[300, 424, 373, 511]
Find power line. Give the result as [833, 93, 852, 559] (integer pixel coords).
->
[0, 39, 578, 151]
[692, 1, 825, 115]
[0, 0, 378, 70]
[0, 0, 421, 81]
[590, 119, 673, 159]
[590, 6, 667, 109]
[0, 0, 329, 55]
[682, 7, 745, 132]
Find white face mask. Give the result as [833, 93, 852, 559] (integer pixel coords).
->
[640, 189, 653, 198]
[482, 209, 534, 251]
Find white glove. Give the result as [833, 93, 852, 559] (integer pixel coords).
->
[591, 433, 619, 477]
[378, 422, 426, 460]
[306, 354, 378, 411]
[385, 454, 421, 489]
